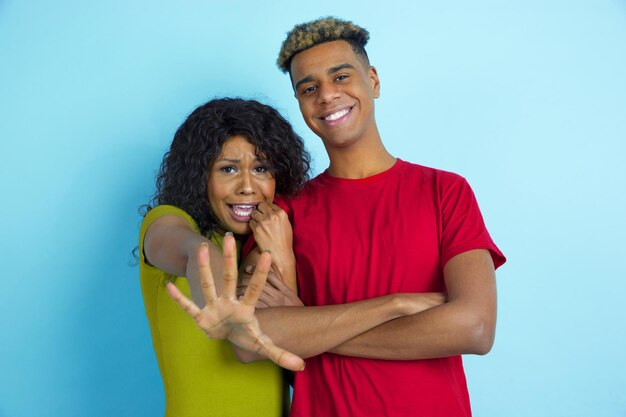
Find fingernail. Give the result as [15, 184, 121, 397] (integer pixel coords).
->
[300, 361, 306, 371]
[225, 232, 233, 237]
[245, 265, 254, 273]
[263, 249, 272, 254]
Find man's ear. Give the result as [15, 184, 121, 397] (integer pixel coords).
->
[369, 66, 380, 98]
[289, 72, 298, 98]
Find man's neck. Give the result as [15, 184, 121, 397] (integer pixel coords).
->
[326, 139, 396, 179]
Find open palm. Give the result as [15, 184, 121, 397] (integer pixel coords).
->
[165, 233, 304, 372]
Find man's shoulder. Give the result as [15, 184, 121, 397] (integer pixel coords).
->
[397, 159, 467, 185]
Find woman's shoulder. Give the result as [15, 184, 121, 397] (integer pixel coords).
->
[141, 205, 199, 232]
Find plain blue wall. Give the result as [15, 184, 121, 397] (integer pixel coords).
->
[1, 1, 625, 416]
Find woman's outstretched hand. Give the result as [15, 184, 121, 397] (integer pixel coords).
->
[165, 232, 305, 372]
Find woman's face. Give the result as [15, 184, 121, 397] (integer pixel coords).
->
[207, 135, 276, 235]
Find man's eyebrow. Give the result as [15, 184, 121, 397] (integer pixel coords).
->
[293, 63, 355, 91]
[328, 63, 355, 74]
[294, 75, 314, 91]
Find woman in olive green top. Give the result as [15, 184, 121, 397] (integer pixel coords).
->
[139, 98, 310, 417]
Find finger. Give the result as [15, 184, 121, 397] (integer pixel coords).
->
[255, 290, 276, 308]
[240, 277, 280, 305]
[166, 281, 202, 319]
[195, 243, 218, 303]
[221, 232, 238, 300]
[241, 250, 271, 307]
[256, 201, 270, 214]
[266, 270, 288, 290]
[253, 335, 305, 372]
[248, 218, 259, 234]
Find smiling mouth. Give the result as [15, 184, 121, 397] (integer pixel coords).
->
[227, 204, 258, 221]
[321, 106, 353, 121]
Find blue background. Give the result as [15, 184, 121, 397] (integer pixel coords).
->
[1, 1, 625, 416]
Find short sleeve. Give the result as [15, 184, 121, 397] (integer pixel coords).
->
[439, 176, 506, 270]
[139, 205, 199, 266]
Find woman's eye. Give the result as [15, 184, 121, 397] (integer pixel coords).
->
[254, 165, 269, 174]
[220, 166, 236, 173]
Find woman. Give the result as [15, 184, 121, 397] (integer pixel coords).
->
[138, 98, 310, 417]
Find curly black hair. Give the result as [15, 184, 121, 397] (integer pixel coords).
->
[143, 98, 310, 236]
[277, 16, 370, 74]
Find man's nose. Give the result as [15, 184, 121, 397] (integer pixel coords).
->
[318, 82, 340, 104]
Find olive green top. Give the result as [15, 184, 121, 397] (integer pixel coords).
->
[139, 205, 286, 417]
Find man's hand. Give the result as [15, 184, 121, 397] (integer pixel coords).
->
[239, 265, 304, 308]
[165, 232, 305, 372]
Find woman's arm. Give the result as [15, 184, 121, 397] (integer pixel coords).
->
[144, 214, 206, 277]
[144, 213, 305, 371]
[143, 214, 221, 306]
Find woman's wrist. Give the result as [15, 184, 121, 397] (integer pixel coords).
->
[271, 252, 296, 278]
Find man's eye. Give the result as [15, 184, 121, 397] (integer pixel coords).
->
[336, 74, 349, 81]
[303, 85, 316, 94]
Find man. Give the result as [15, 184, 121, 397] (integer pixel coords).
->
[170, 16, 505, 417]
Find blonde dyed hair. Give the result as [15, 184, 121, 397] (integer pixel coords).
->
[277, 16, 370, 73]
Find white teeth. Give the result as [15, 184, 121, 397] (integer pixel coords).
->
[323, 108, 349, 121]
[230, 204, 256, 217]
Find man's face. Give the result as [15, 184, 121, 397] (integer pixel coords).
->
[290, 40, 380, 150]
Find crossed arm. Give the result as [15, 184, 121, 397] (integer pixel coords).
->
[328, 249, 497, 359]
[239, 248, 496, 361]
[148, 210, 497, 366]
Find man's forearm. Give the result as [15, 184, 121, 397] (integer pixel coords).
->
[258, 296, 406, 359]
[331, 249, 498, 360]
[329, 300, 495, 359]
[233, 291, 445, 363]
[235, 293, 424, 361]
[235, 250, 495, 363]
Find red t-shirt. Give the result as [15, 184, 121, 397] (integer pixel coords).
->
[280, 159, 505, 417]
